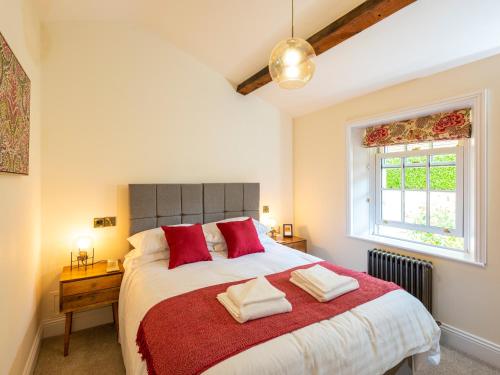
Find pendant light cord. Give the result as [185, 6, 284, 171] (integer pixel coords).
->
[291, 0, 294, 38]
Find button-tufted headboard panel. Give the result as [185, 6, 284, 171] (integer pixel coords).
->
[129, 183, 260, 235]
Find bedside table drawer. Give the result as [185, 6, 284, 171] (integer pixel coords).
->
[61, 287, 120, 312]
[287, 241, 307, 252]
[276, 236, 307, 253]
[62, 273, 122, 296]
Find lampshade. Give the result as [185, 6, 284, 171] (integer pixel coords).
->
[269, 37, 316, 89]
[261, 215, 277, 229]
[75, 235, 93, 250]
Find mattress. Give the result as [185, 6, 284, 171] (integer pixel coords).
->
[119, 241, 440, 375]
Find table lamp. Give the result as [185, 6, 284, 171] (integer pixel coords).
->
[71, 235, 95, 270]
[261, 208, 278, 238]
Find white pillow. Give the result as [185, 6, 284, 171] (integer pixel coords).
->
[127, 217, 268, 254]
[127, 227, 166, 254]
[203, 217, 270, 244]
[123, 248, 169, 271]
[127, 224, 216, 254]
[127, 224, 193, 254]
[213, 234, 273, 253]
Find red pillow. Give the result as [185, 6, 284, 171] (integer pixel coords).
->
[161, 224, 212, 269]
[216, 218, 265, 258]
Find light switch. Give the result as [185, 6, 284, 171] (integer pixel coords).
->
[94, 217, 116, 228]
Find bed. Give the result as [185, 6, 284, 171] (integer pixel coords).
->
[119, 183, 440, 375]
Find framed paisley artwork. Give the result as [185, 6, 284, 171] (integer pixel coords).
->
[0, 32, 31, 175]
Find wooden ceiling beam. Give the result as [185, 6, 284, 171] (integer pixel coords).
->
[236, 0, 416, 95]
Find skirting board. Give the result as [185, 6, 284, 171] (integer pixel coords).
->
[441, 323, 500, 369]
[42, 305, 114, 338]
[22, 324, 42, 375]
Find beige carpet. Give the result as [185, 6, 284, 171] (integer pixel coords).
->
[34, 324, 499, 374]
[34, 324, 125, 375]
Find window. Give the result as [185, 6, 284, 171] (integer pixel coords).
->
[347, 91, 487, 266]
[374, 140, 465, 251]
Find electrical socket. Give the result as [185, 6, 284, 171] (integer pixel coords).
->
[94, 217, 116, 228]
[49, 290, 60, 315]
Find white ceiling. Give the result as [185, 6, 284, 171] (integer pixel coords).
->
[37, 0, 500, 117]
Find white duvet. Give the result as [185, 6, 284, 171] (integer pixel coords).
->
[119, 241, 440, 375]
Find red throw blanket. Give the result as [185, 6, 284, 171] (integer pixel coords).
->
[136, 261, 400, 375]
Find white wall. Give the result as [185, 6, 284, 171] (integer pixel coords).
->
[294, 53, 500, 346]
[40, 22, 293, 324]
[0, 0, 42, 373]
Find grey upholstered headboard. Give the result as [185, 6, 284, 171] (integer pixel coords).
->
[129, 183, 260, 235]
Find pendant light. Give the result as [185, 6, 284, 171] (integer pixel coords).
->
[269, 0, 316, 89]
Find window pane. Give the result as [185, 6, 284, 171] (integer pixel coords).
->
[404, 191, 427, 225]
[433, 140, 459, 148]
[430, 166, 456, 190]
[430, 192, 456, 229]
[405, 167, 427, 190]
[382, 168, 401, 189]
[431, 154, 456, 163]
[378, 225, 464, 250]
[406, 155, 427, 165]
[382, 190, 401, 222]
[385, 145, 405, 153]
[407, 142, 430, 151]
[383, 157, 401, 166]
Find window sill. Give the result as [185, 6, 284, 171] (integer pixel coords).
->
[348, 234, 485, 267]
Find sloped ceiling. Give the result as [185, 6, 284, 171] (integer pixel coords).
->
[37, 0, 500, 117]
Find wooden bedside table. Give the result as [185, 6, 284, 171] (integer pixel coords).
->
[276, 236, 307, 253]
[59, 260, 124, 356]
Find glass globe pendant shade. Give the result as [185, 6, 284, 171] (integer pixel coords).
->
[269, 37, 316, 89]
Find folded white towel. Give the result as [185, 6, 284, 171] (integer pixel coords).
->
[217, 292, 292, 323]
[290, 265, 359, 302]
[290, 275, 359, 302]
[292, 265, 354, 294]
[227, 276, 286, 307]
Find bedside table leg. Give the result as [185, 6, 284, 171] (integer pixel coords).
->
[64, 312, 72, 356]
[112, 302, 119, 340]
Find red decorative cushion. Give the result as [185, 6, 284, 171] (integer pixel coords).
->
[216, 218, 265, 258]
[161, 224, 212, 269]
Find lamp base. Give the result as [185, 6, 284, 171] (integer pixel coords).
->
[70, 248, 95, 271]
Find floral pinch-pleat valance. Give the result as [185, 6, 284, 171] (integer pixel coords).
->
[362, 108, 472, 148]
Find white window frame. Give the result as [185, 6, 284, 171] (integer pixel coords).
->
[346, 90, 488, 266]
[375, 145, 464, 240]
